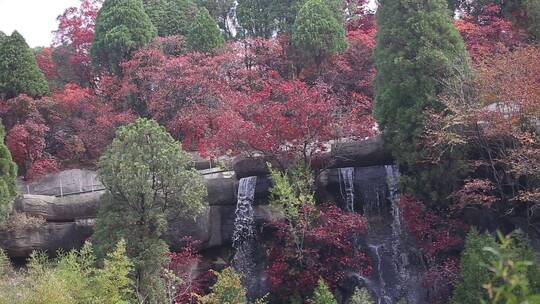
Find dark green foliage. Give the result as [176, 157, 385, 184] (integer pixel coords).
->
[452, 229, 540, 303]
[522, 0, 540, 39]
[237, 0, 281, 38]
[0, 31, 49, 99]
[196, 0, 236, 39]
[144, 0, 198, 36]
[236, 0, 342, 38]
[0, 123, 17, 225]
[236, 0, 306, 38]
[292, 0, 347, 66]
[93, 118, 206, 303]
[374, 0, 470, 204]
[91, 0, 157, 75]
[186, 8, 224, 52]
[452, 228, 498, 303]
[311, 279, 337, 304]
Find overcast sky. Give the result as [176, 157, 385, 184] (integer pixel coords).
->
[0, 0, 80, 48]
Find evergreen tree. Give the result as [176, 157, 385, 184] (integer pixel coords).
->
[292, 0, 347, 66]
[374, 0, 470, 204]
[93, 118, 206, 303]
[311, 278, 337, 304]
[198, 267, 247, 304]
[349, 287, 375, 304]
[0, 31, 49, 99]
[96, 239, 134, 304]
[91, 0, 157, 75]
[0, 123, 17, 225]
[186, 8, 224, 53]
[144, 0, 198, 37]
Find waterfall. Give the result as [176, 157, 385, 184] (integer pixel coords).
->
[232, 176, 257, 296]
[339, 167, 355, 212]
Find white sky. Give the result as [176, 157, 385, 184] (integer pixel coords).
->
[0, 0, 80, 48]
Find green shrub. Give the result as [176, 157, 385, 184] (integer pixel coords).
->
[198, 267, 247, 304]
[452, 229, 540, 303]
[0, 241, 134, 304]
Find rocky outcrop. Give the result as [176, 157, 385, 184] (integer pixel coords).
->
[0, 220, 94, 257]
[233, 135, 393, 178]
[13, 191, 104, 221]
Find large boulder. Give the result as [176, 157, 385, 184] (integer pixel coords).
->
[233, 135, 393, 178]
[13, 191, 104, 221]
[328, 135, 393, 169]
[0, 220, 94, 258]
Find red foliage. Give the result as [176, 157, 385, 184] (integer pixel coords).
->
[266, 205, 371, 301]
[422, 257, 460, 304]
[400, 196, 466, 258]
[122, 41, 376, 163]
[400, 196, 467, 303]
[48, 0, 101, 88]
[450, 179, 499, 210]
[455, 4, 525, 60]
[35, 48, 59, 81]
[1, 85, 133, 179]
[166, 238, 212, 304]
[6, 119, 55, 181]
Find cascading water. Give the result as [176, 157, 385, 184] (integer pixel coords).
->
[334, 165, 427, 303]
[339, 167, 355, 212]
[232, 176, 257, 298]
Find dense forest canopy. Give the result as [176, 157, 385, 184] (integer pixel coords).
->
[0, 0, 539, 303]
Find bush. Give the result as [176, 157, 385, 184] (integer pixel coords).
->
[0, 241, 134, 304]
[452, 230, 540, 303]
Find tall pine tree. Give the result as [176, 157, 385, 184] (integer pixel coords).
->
[374, 0, 470, 204]
[91, 0, 157, 75]
[186, 8, 224, 53]
[0, 31, 49, 99]
[0, 122, 17, 225]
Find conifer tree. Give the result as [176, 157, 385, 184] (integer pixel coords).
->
[144, 0, 198, 36]
[0, 123, 17, 225]
[349, 287, 375, 304]
[91, 0, 157, 75]
[198, 267, 247, 304]
[312, 278, 337, 304]
[186, 8, 224, 53]
[94, 118, 206, 303]
[292, 0, 347, 66]
[0, 31, 49, 99]
[96, 239, 134, 304]
[374, 0, 470, 204]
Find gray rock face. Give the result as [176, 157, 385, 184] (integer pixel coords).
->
[14, 191, 104, 221]
[2, 169, 277, 258]
[17, 169, 103, 196]
[0, 221, 94, 257]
